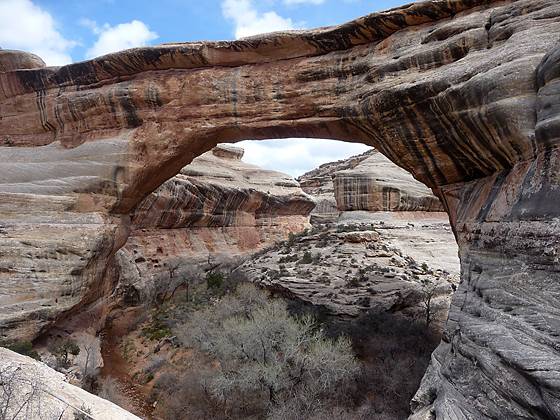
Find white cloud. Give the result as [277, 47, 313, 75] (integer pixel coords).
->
[236, 138, 371, 177]
[84, 20, 158, 59]
[0, 0, 76, 66]
[222, 0, 300, 39]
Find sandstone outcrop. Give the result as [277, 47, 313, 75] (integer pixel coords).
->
[334, 150, 444, 212]
[114, 144, 314, 303]
[300, 149, 444, 222]
[298, 151, 371, 223]
[283, 151, 457, 317]
[1, 0, 560, 417]
[0, 347, 140, 420]
[240, 216, 458, 318]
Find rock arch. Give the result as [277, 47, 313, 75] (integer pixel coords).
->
[1, 0, 559, 417]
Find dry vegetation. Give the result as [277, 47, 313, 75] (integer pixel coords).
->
[145, 283, 360, 419]
[97, 267, 442, 420]
[2, 227, 444, 420]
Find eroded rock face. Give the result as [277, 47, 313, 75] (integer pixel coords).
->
[298, 151, 371, 223]
[240, 215, 458, 319]
[0, 49, 45, 72]
[114, 144, 314, 304]
[334, 150, 444, 212]
[1, 0, 560, 417]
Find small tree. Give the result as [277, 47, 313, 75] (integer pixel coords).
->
[50, 339, 80, 368]
[421, 279, 438, 327]
[206, 271, 224, 291]
[79, 336, 99, 392]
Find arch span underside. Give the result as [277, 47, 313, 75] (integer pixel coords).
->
[1, 0, 560, 418]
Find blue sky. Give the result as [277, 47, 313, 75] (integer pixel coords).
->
[0, 0, 415, 176]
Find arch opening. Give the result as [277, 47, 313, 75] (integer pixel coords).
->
[103, 136, 459, 419]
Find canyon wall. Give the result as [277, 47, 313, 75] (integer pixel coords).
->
[299, 149, 444, 222]
[1, 0, 560, 418]
[298, 151, 371, 223]
[114, 144, 314, 304]
[334, 150, 444, 213]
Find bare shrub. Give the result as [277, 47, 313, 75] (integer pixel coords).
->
[97, 376, 126, 408]
[421, 279, 439, 327]
[77, 336, 99, 392]
[171, 284, 360, 418]
[152, 363, 219, 420]
[0, 364, 76, 420]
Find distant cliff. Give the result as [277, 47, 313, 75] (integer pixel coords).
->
[334, 150, 443, 212]
[299, 149, 443, 223]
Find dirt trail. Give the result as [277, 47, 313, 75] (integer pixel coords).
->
[100, 309, 154, 419]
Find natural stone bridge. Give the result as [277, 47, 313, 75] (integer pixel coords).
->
[1, 0, 559, 418]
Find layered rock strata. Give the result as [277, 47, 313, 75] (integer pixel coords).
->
[300, 149, 445, 222]
[114, 144, 314, 303]
[1, 0, 560, 417]
[298, 151, 371, 223]
[334, 150, 444, 212]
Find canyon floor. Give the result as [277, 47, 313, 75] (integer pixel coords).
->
[96, 211, 458, 419]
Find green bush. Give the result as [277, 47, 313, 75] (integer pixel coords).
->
[2, 340, 40, 360]
[142, 311, 172, 341]
[206, 271, 224, 290]
[299, 251, 313, 264]
[50, 338, 80, 367]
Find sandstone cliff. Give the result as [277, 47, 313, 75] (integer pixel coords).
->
[114, 144, 314, 304]
[334, 150, 444, 212]
[298, 151, 371, 223]
[1, 1, 560, 417]
[299, 149, 444, 222]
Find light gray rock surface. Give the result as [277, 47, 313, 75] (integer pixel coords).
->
[0, 347, 140, 420]
[240, 215, 458, 319]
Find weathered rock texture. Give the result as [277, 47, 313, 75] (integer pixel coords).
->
[298, 151, 371, 223]
[334, 150, 444, 212]
[0, 347, 140, 420]
[299, 149, 444, 222]
[115, 144, 314, 303]
[240, 216, 458, 318]
[1, 0, 560, 417]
